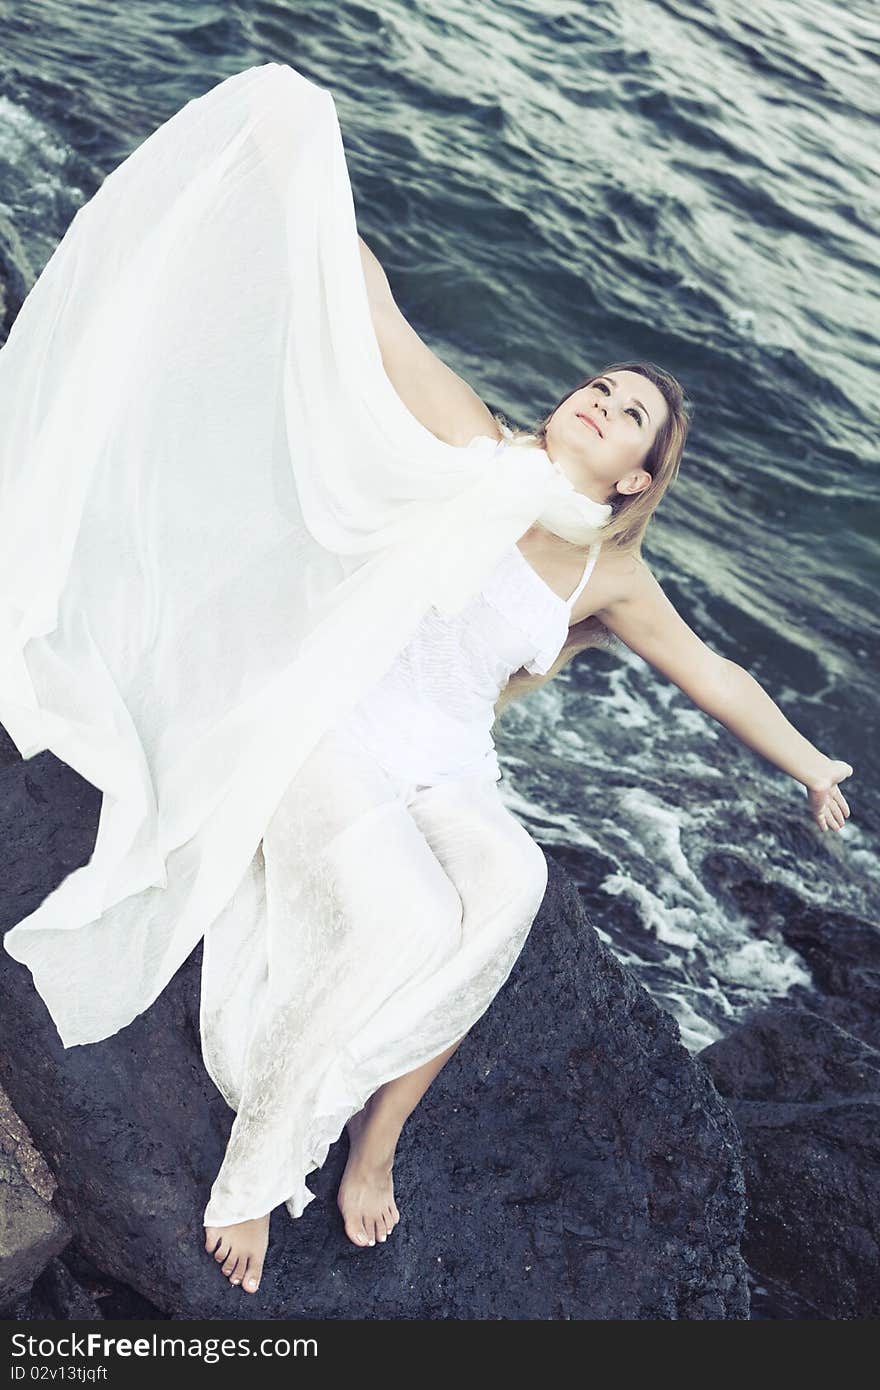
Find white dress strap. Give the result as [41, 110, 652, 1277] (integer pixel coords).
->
[566, 540, 602, 609]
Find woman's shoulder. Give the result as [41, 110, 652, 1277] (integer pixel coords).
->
[570, 543, 649, 623]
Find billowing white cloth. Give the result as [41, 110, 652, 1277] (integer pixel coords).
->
[0, 62, 604, 1052]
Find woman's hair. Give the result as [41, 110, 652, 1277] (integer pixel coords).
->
[493, 360, 691, 719]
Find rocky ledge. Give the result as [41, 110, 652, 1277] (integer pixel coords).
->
[0, 744, 748, 1319]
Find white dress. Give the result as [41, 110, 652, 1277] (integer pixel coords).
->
[337, 498, 603, 784]
[200, 519, 602, 1226]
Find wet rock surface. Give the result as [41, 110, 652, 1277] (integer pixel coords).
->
[701, 1006, 880, 1321]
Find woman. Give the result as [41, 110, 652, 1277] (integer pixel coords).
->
[200, 239, 852, 1294]
[0, 63, 852, 1299]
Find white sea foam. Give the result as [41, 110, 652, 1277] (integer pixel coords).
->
[0, 95, 83, 268]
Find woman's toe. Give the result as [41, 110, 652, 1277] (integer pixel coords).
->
[243, 1259, 263, 1293]
[344, 1216, 369, 1247]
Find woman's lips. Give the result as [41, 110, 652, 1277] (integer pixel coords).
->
[576, 412, 603, 437]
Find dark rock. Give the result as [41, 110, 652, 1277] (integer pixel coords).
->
[2, 1282, 56, 1322]
[783, 914, 880, 1055]
[0, 752, 101, 932]
[1, 1080, 57, 1203]
[28, 1255, 105, 1320]
[0, 750, 748, 1318]
[701, 1007, 880, 1320]
[52, 1242, 168, 1320]
[0, 1078, 76, 1317]
[0, 1149, 71, 1310]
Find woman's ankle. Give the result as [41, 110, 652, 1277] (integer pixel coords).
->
[348, 1102, 404, 1171]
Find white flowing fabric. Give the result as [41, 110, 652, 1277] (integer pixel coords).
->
[0, 63, 608, 1208]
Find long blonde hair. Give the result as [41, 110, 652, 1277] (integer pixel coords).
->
[493, 360, 691, 719]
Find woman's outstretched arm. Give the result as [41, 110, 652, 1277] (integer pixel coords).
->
[598, 559, 853, 832]
[357, 236, 502, 447]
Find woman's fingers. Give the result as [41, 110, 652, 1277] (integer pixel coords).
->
[807, 771, 853, 831]
[811, 778, 852, 831]
[828, 786, 850, 827]
[815, 800, 840, 832]
[827, 798, 845, 830]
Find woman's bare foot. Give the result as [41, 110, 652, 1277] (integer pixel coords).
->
[337, 1102, 401, 1248]
[204, 1213, 270, 1292]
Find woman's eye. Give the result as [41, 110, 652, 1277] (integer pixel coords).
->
[591, 378, 641, 423]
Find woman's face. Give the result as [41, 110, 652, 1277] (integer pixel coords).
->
[544, 369, 669, 504]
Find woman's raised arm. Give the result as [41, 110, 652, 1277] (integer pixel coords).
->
[598, 561, 853, 832]
[358, 237, 502, 448]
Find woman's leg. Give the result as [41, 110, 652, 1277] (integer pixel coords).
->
[338, 1032, 466, 1244]
[205, 743, 547, 1278]
[203, 731, 468, 1286]
[335, 775, 548, 1247]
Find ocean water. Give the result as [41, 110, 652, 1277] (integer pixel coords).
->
[0, 0, 877, 1062]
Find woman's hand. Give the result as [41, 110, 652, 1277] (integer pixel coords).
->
[597, 570, 855, 836]
[805, 760, 853, 832]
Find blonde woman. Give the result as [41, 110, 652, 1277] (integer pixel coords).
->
[199, 232, 852, 1292]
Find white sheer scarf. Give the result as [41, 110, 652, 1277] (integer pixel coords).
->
[0, 63, 608, 1048]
